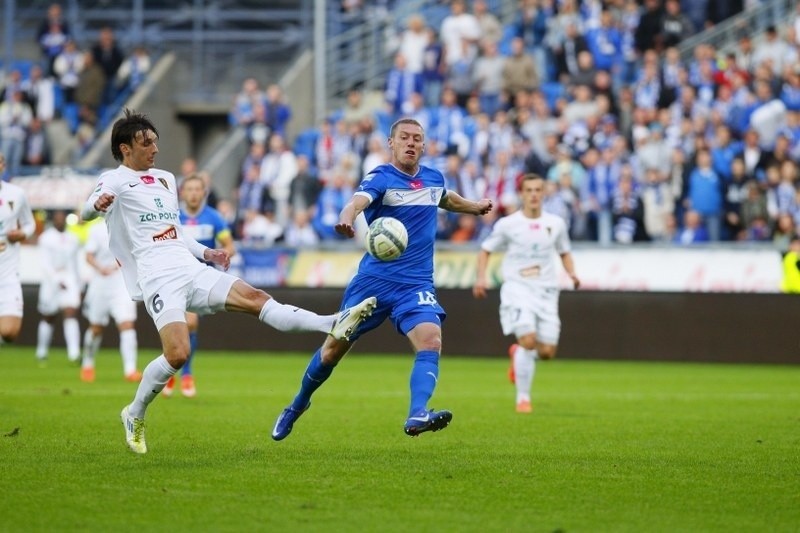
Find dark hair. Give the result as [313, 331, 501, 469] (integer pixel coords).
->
[389, 118, 424, 139]
[110, 108, 159, 162]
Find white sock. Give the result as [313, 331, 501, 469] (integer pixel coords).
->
[36, 321, 53, 359]
[514, 345, 537, 403]
[119, 329, 138, 376]
[128, 355, 177, 419]
[64, 318, 81, 361]
[81, 330, 102, 369]
[258, 298, 334, 333]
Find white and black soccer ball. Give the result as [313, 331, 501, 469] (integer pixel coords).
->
[365, 217, 408, 261]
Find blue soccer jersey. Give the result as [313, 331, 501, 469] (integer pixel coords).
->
[180, 205, 231, 250]
[356, 163, 446, 284]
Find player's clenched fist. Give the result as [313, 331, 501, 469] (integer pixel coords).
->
[93, 193, 116, 212]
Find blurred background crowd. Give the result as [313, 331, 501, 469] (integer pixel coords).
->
[4, 0, 800, 251]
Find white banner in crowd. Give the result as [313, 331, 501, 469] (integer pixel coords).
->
[566, 247, 782, 293]
[17, 245, 784, 293]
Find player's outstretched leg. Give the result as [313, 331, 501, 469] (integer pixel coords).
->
[330, 296, 377, 341]
[403, 350, 452, 436]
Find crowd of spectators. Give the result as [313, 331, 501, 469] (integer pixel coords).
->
[0, 3, 151, 177]
[227, 0, 800, 249]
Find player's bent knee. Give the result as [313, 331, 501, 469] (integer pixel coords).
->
[1, 331, 19, 343]
[518, 335, 537, 351]
[538, 345, 557, 360]
[226, 280, 268, 314]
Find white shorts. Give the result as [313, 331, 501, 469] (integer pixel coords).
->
[0, 276, 24, 318]
[37, 278, 81, 316]
[83, 276, 137, 326]
[140, 262, 238, 331]
[499, 282, 561, 345]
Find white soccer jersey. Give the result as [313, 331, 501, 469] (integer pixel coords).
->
[83, 165, 203, 301]
[481, 211, 571, 289]
[0, 181, 36, 280]
[38, 226, 81, 287]
[84, 219, 126, 290]
[83, 219, 136, 326]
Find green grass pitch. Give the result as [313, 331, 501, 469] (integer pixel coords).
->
[0, 346, 798, 532]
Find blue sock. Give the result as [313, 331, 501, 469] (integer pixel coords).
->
[183, 331, 198, 376]
[291, 350, 335, 411]
[409, 351, 439, 416]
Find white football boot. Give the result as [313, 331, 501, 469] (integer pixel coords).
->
[120, 405, 147, 454]
[330, 297, 377, 341]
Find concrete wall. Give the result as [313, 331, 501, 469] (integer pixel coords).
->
[15, 287, 800, 365]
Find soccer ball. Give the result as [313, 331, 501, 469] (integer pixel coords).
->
[365, 217, 408, 261]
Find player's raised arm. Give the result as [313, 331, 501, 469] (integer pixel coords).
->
[82, 179, 116, 220]
[439, 190, 493, 216]
[335, 194, 371, 238]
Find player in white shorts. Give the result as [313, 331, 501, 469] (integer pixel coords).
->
[80, 218, 141, 383]
[35, 210, 82, 364]
[473, 173, 580, 413]
[81, 109, 376, 454]
[0, 154, 36, 345]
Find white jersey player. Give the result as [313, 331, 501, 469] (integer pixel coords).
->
[473, 173, 580, 414]
[0, 155, 36, 345]
[80, 219, 141, 383]
[35, 210, 82, 363]
[81, 109, 376, 454]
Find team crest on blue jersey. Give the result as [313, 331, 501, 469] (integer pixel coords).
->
[430, 189, 437, 203]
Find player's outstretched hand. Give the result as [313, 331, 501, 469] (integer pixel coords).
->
[571, 274, 581, 290]
[472, 280, 488, 299]
[204, 248, 231, 271]
[93, 193, 116, 212]
[5, 229, 26, 243]
[475, 199, 493, 216]
[335, 223, 356, 238]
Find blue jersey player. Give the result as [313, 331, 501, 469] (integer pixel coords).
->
[163, 173, 236, 398]
[272, 118, 493, 439]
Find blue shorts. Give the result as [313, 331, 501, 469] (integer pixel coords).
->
[340, 273, 446, 341]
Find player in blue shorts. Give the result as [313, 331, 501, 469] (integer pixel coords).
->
[162, 172, 236, 398]
[271, 118, 493, 439]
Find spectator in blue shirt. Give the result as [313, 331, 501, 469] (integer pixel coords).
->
[710, 124, 742, 183]
[675, 210, 711, 244]
[687, 148, 723, 240]
[585, 10, 623, 76]
[420, 27, 446, 108]
[384, 53, 423, 116]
